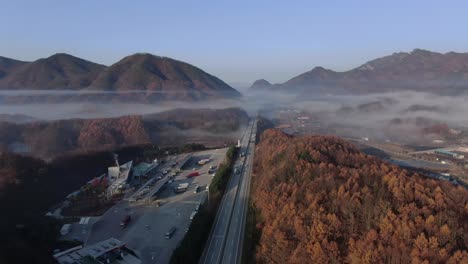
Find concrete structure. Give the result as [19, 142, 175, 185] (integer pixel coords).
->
[53, 238, 141, 264]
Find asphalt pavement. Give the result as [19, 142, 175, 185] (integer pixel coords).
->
[86, 148, 228, 264]
[200, 120, 257, 264]
[222, 121, 256, 264]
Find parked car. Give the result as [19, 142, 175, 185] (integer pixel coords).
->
[165, 227, 177, 239]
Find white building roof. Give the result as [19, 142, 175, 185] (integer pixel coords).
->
[54, 238, 126, 264]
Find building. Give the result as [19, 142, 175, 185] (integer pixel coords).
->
[107, 160, 133, 197]
[435, 149, 465, 159]
[132, 161, 158, 180]
[53, 238, 141, 264]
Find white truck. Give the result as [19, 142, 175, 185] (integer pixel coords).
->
[197, 158, 210, 166]
[173, 183, 189, 193]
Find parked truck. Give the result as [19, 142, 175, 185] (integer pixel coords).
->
[120, 215, 131, 228]
[197, 158, 210, 165]
[174, 183, 189, 193]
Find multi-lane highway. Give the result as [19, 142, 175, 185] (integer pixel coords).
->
[200, 119, 257, 264]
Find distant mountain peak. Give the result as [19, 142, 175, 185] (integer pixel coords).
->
[410, 48, 437, 56]
[89, 52, 241, 99]
[250, 79, 272, 90]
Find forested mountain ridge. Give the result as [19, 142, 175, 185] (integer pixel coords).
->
[250, 49, 468, 95]
[0, 53, 105, 90]
[0, 108, 248, 158]
[0, 53, 241, 101]
[251, 129, 468, 263]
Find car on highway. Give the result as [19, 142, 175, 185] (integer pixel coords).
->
[165, 227, 177, 239]
[193, 185, 199, 193]
[195, 204, 200, 211]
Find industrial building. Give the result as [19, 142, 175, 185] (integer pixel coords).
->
[434, 149, 465, 159]
[106, 160, 133, 197]
[53, 238, 141, 264]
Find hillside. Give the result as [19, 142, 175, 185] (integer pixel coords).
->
[88, 53, 240, 100]
[0, 107, 249, 158]
[0, 53, 241, 101]
[0, 56, 27, 79]
[249, 79, 272, 90]
[251, 129, 468, 263]
[268, 49, 468, 95]
[0, 54, 105, 90]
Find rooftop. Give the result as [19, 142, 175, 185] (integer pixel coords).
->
[132, 162, 157, 177]
[53, 238, 140, 264]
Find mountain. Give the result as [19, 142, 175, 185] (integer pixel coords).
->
[273, 49, 468, 95]
[0, 53, 106, 90]
[249, 79, 272, 90]
[251, 129, 468, 263]
[284, 66, 339, 86]
[0, 53, 241, 101]
[0, 107, 248, 158]
[89, 53, 241, 100]
[0, 56, 27, 79]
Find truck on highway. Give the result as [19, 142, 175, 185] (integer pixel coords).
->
[120, 215, 131, 228]
[187, 171, 200, 178]
[234, 167, 240, 174]
[173, 183, 189, 193]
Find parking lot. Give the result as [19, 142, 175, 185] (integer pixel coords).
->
[85, 148, 228, 264]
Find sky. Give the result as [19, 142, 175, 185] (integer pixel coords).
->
[1, 0, 468, 85]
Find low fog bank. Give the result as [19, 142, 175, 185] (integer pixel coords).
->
[0, 100, 245, 121]
[242, 89, 468, 144]
[1, 88, 467, 140]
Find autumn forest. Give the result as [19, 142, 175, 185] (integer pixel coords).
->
[251, 129, 468, 263]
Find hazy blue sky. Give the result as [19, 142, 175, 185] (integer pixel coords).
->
[1, 0, 468, 84]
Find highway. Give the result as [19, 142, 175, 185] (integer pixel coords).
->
[200, 119, 257, 264]
[222, 121, 256, 264]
